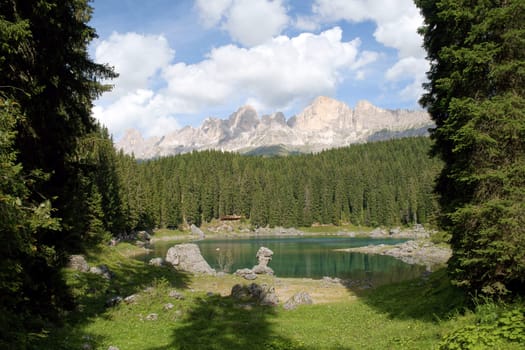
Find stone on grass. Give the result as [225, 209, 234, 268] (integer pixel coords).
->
[105, 296, 122, 308]
[164, 303, 174, 310]
[148, 257, 164, 267]
[231, 283, 278, 306]
[252, 265, 274, 275]
[235, 268, 257, 280]
[108, 347, 120, 350]
[168, 290, 185, 300]
[165, 243, 215, 275]
[145, 313, 158, 321]
[89, 264, 112, 279]
[283, 291, 313, 310]
[124, 294, 138, 304]
[68, 255, 89, 272]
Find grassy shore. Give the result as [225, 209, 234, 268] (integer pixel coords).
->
[36, 242, 524, 350]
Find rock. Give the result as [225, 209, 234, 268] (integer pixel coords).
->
[338, 240, 451, 270]
[108, 347, 120, 350]
[105, 296, 122, 307]
[89, 264, 112, 279]
[389, 227, 401, 236]
[231, 283, 278, 306]
[252, 265, 274, 275]
[135, 240, 147, 248]
[168, 290, 185, 300]
[235, 268, 257, 280]
[164, 303, 174, 310]
[256, 247, 273, 266]
[369, 227, 387, 238]
[145, 313, 158, 321]
[322, 276, 342, 284]
[190, 224, 205, 239]
[283, 291, 313, 310]
[116, 98, 432, 159]
[137, 230, 151, 241]
[68, 254, 89, 272]
[82, 343, 92, 350]
[251, 246, 274, 275]
[148, 257, 164, 267]
[124, 294, 138, 304]
[165, 243, 215, 275]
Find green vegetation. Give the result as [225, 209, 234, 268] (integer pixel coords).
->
[116, 137, 442, 232]
[34, 244, 524, 350]
[2, 0, 524, 347]
[0, 0, 119, 347]
[416, 0, 525, 297]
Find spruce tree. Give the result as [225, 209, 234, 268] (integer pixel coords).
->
[416, 0, 525, 296]
[0, 0, 116, 343]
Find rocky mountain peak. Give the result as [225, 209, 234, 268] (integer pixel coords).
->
[115, 96, 433, 158]
[228, 105, 259, 133]
[293, 96, 353, 131]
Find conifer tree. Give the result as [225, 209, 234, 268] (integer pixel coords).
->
[0, 0, 117, 343]
[416, 0, 525, 296]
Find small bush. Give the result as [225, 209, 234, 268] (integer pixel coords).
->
[440, 305, 525, 349]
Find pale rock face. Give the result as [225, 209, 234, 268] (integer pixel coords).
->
[293, 96, 354, 131]
[115, 96, 433, 158]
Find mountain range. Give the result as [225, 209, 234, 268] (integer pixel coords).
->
[116, 96, 433, 158]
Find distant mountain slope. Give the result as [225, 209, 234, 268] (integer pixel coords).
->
[116, 96, 433, 158]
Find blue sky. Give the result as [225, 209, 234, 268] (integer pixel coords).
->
[89, 0, 428, 139]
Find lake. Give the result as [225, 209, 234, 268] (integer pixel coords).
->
[146, 236, 426, 285]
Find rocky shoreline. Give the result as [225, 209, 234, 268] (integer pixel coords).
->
[336, 240, 451, 271]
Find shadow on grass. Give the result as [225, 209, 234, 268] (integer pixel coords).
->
[146, 293, 308, 350]
[35, 245, 191, 349]
[353, 268, 467, 323]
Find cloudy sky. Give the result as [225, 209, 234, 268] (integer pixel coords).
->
[89, 0, 428, 140]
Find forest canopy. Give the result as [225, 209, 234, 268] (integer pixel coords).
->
[115, 137, 441, 231]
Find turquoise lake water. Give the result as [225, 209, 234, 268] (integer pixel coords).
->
[148, 236, 426, 285]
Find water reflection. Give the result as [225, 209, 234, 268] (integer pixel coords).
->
[148, 236, 426, 285]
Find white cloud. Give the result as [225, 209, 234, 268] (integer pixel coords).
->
[386, 56, 428, 101]
[194, 0, 289, 47]
[223, 0, 289, 46]
[95, 32, 174, 100]
[293, 16, 320, 32]
[92, 89, 181, 139]
[310, 0, 427, 101]
[311, 0, 424, 57]
[162, 27, 377, 111]
[93, 27, 378, 138]
[195, 0, 232, 28]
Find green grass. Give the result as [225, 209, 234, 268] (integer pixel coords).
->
[35, 244, 525, 350]
[151, 228, 189, 239]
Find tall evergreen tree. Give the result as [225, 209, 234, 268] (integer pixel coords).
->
[0, 0, 116, 344]
[416, 0, 525, 296]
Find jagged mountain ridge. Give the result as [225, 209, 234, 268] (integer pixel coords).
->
[117, 96, 433, 159]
